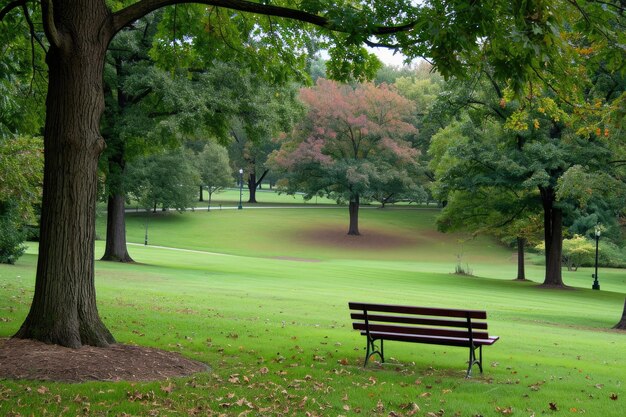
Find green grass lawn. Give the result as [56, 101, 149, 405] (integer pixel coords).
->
[1, 208, 625, 416]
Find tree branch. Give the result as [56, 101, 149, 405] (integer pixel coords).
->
[114, 0, 328, 34]
[255, 169, 268, 187]
[22, 3, 47, 52]
[0, 0, 25, 21]
[113, 0, 417, 37]
[41, 0, 62, 49]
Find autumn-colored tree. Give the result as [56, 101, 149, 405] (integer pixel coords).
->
[270, 79, 419, 235]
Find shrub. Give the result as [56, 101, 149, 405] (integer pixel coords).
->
[0, 202, 27, 264]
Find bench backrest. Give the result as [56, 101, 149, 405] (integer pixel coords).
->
[349, 302, 491, 340]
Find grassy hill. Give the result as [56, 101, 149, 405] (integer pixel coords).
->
[1, 207, 624, 416]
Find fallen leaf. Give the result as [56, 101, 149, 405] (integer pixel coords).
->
[376, 399, 384, 413]
[37, 386, 49, 395]
[610, 393, 618, 400]
[401, 403, 420, 416]
[549, 402, 558, 411]
[160, 382, 174, 394]
[259, 367, 269, 374]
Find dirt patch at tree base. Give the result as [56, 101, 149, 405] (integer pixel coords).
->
[0, 338, 209, 382]
[298, 227, 416, 250]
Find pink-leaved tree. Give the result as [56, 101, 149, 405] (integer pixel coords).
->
[270, 79, 420, 235]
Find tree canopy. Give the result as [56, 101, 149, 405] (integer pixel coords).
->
[270, 79, 420, 235]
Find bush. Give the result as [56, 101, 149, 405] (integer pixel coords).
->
[597, 240, 626, 268]
[535, 236, 626, 269]
[0, 202, 27, 264]
[561, 235, 594, 271]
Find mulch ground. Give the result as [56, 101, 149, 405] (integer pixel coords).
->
[0, 338, 209, 382]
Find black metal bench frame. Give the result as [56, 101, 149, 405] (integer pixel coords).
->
[349, 302, 499, 377]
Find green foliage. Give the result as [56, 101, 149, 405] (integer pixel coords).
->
[126, 147, 199, 212]
[0, 9, 46, 139]
[597, 240, 626, 269]
[0, 135, 42, 264]
[0, 200, 26, 264]
[426, 53, 626, 287]
[195, 141, 232, 199]
[561, 235, 595, 271]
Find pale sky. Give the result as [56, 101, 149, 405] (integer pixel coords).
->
[368, 46, 415, 67]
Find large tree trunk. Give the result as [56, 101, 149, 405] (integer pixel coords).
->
[101, 193, 133, 262]
[101, 138, 133, 262]
[348, 194, 360, 235]
[540, 186, 564, 287]
[516, 237, 526, 280]
[247, 169, 269, 204]
[613, 299, 626, 330]
[14, 3, 115, 348]
[247, 172, 257, 203]
[199, 185, 204, 201]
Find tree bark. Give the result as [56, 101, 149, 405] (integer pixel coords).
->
[199, 185, 204, 201]
[348, 194, 360, 235]
[516, 237, 526, 280]
[247, 169, 268, 203]
[13, 2, 115, 348]
[247, 172, 257, 203]
[101, 137, 133, 262]
[540, 186, 564, 287]
[101, 193, 133, 262]
[613, 299, 626, 330]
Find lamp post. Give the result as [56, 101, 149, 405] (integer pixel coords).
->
[592, 225, 600, 290]
[238, 168, 243, 210]
[144, 213, 149, 246]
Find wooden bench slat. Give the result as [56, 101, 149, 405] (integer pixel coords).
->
[353, 322, 491, 340]
[349, 302, 487, 319]
[365, 331, 499, 347]
[350, 313, 489, 330]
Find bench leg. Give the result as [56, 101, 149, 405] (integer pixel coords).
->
[466, 345, 482, 378]
[364, 337, 384, 366]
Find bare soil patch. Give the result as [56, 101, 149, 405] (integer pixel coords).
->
[299, 227, 415, 250]
[0, 338, 208, 382]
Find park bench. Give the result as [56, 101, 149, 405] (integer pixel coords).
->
[348, 302, 499, 377]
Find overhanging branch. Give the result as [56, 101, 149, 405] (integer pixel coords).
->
[113, 0, 417, 38]
[0, 0, 25, 21]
